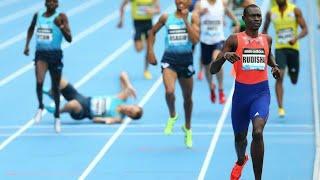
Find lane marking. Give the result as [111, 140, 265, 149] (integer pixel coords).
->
[0, 7, 124, 87]
[306, 0, 320, 179]
[0, 0, 21, 8]
[0, 123, 313, 129]
[78, 77, 163, 180]
[197, 85, 234, 180]
[0, 2, 42, 25]
[0, 40, 133, 151]
[0, 131, 313, 137]
[0, 0, 105, 50]
[78, 5, 176, 179]
[198, 1, 270, 179]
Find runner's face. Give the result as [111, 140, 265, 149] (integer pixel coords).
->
[175, 0, 191, 11]
[124, 105, 141, 119]
[276, 0, 286, 6]
[45, 0, 58, 11]
[244, 7, 262, 31]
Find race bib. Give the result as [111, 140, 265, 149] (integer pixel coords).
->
[90, 97, 109, 116]
[36, 25, 53, 43]
[203, 20, 221, 34]
[136, 4, 152, 16]
[242, 48, 266, 71]
[277, 28, 294, 44]
[168, 25, 188, 46]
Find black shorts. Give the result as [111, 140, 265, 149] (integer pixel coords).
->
[275, 48, 300, 77]
[161, 62, 195, 78]
[201, 41, 224, 65]
[35, 50, 63, 74]
[133, 19, 152, 41]
[61, 84, 91, 120]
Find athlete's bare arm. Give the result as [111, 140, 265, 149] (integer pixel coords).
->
[148, 0, 161, 15]
[118, 71, 137, 100]
[182, 9, 200, 44]
[224, 1, 240, 32]
[24, 13, 38, 56]
[210, 34, 239, 74]
[193, 0, 209, 16]
[118, 0, 130, 28]
[93, 117, 123, 124]
[55, 13, 72, 42]
[147, 14, 168, 65]
[262, 11, 271, 34]
[289, 7, 308, 45]
[266, 35, 280, 79]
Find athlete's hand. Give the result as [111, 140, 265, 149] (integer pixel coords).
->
[54, 15, 64, 28]
[271, 66, 281, 79]
[224, 52, 240, 64]
[145, 7, 154, 16]
[147, 51, 157, 65]
[181, 8, 189, 21]
[288, 37, 298, 45]
[23, 46, 29, 56]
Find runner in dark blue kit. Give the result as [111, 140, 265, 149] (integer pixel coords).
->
[24, 0, 72, 133]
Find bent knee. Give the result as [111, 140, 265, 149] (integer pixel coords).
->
[165, 89, 175, 97]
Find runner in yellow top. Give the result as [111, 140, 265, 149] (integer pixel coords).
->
[262, 0, 307, 117]
[118, 0, 160, 80]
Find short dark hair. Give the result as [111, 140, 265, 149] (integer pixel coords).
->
[131, 106, 143, 120]
[243, 4, 260, 16]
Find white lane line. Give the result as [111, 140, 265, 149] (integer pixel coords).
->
[78, 5, 175, 179]
[0, 131, 313, 137]
[0, 0, 104, 50]
[0, 2, 43, 25]
[0, 8, 122, 87]
[0, 40, 133, 151]
[197, 1, 270, 179]
[307, 0, 320, 179]
[197, 85, 234, 180]
[0, 0, 21, 8]
[78, 78, 163, 180]
[0, 123, 313, 129]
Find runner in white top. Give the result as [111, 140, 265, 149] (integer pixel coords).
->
[194, 0, 239, 104]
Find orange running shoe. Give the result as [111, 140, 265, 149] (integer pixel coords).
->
[219, 90, 226, 104]
[230, 155, 249, 180]
[197, 70, 203, 80]
[210, 89, 216, 103]
[210, 83, 216, 103]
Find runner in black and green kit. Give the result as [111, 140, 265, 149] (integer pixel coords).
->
[263, 0, 308, 117]
[118, 0, 160, 80]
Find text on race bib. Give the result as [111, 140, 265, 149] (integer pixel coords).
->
[168, 25, 188, 46]
[36, 25, 53, 43]
[136, 3, 152, 16]
[242, 48, 266, 71]
[90, 97, 110, 116]
[277, 28, 294, 44]
[203, 20, 221, 34]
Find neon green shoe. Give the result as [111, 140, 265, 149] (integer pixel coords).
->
[182, 125, 192, 148]
[144, 70, 152, 80]
[278, 108, 286, 118]
[164, 114, 178, 135]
